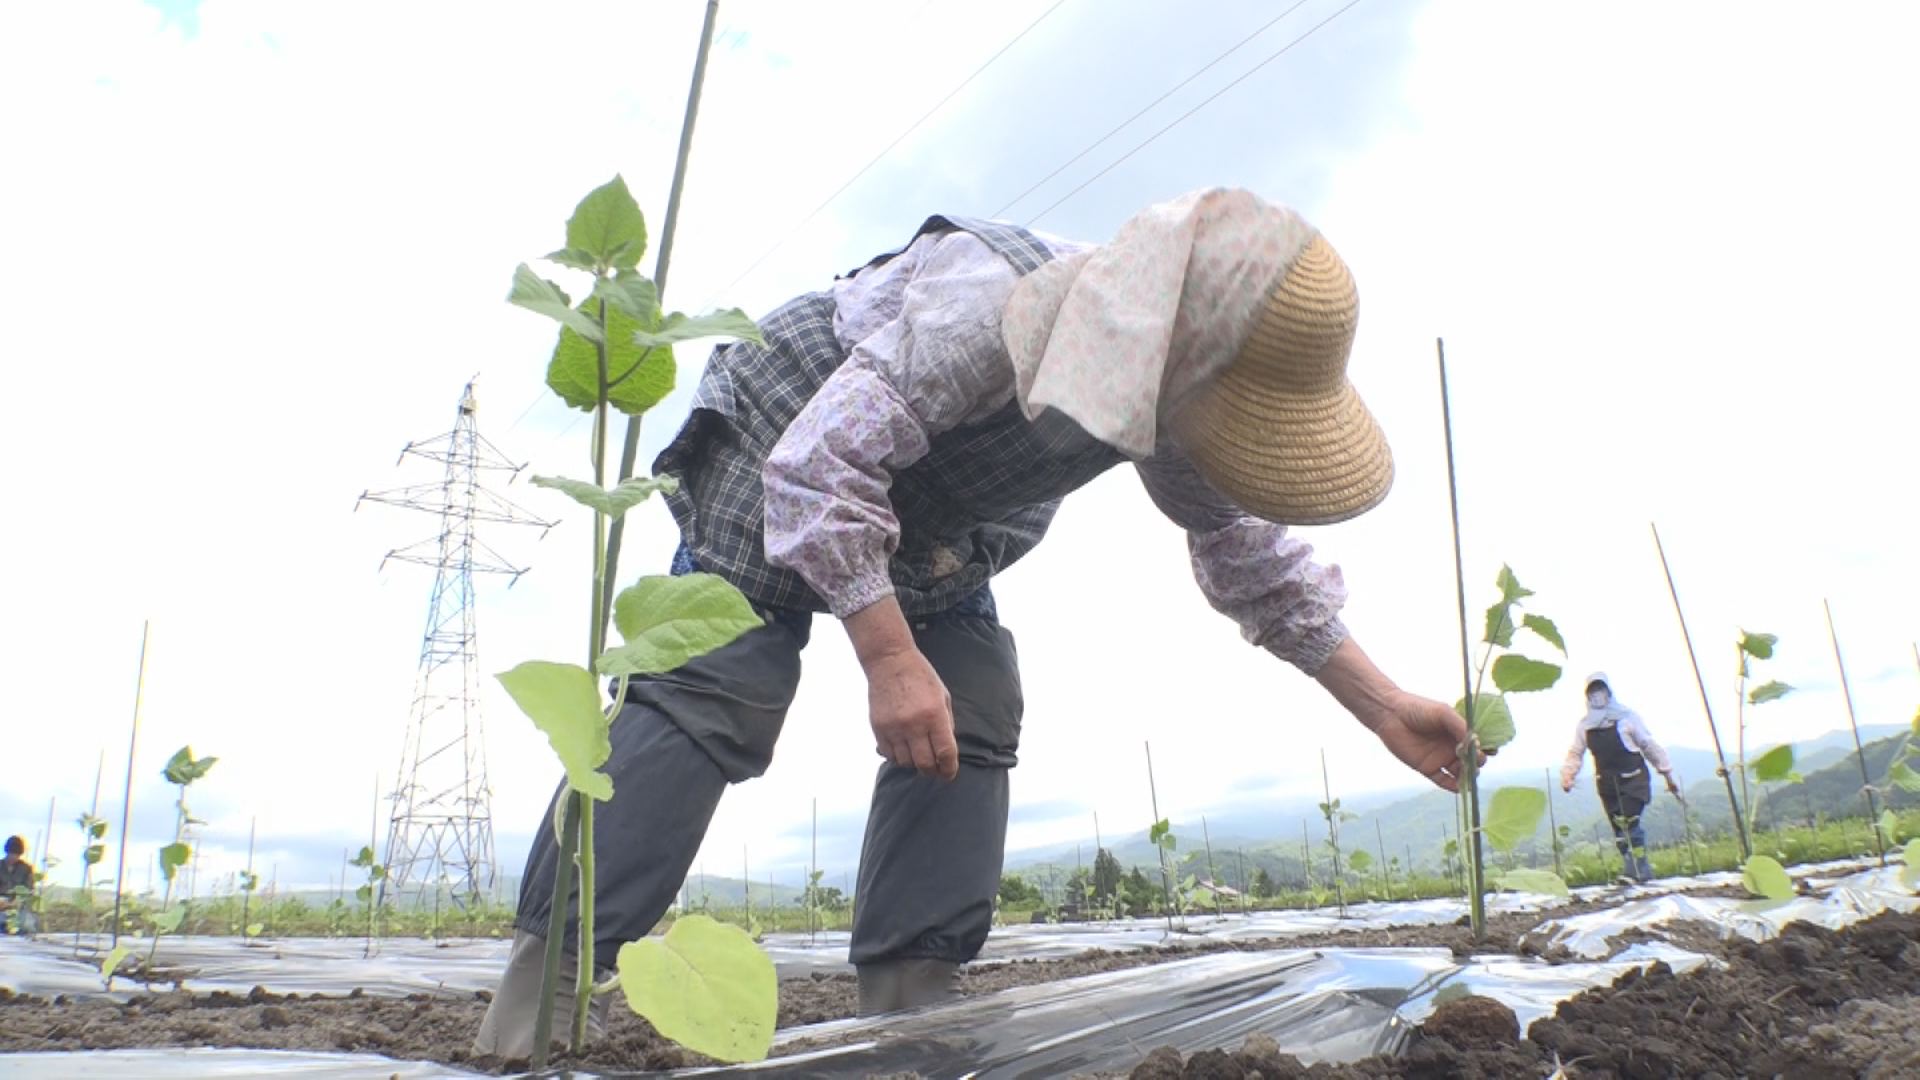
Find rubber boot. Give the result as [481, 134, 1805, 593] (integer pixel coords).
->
[855, 958, 961, 1016]
[1634, 854, 1654, 883]
[472, 930, 610, 1059]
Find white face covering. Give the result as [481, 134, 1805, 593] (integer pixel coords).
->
[1587, 689, 1610, 709]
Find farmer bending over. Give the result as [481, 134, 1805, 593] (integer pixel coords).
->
[1, 836, 36, 935]
[1559, 671, 1681, 883]
[476, 188, 1475, 1056]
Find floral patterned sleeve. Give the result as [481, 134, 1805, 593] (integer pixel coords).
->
[1135, 446, 1351, 675]
[761, 232, 1024, 618]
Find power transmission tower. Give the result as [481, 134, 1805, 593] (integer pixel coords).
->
[357, 380, 551, 908]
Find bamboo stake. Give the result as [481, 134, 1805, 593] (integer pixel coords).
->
[1145, 741, 1176, 933]
[1435, 339, 1486, 938]
[1200, 817, 1222, 918]
[1650, 523, 1751, 859]
[1824, 599, 1886, 866]
[1543, 769, 1564, 880]
[110, 621, 150, 951]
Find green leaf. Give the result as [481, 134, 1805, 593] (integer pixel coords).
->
[85, 844, 105, 866]
[101, 945, 130, 979]
[1902, 839, 1920, 889]
[601, 574, 764, 677]
[1347, 849, 1373, 872]
[1888, 760, 1920, 794]
[1747, 680, 1793, 706]
[1491, 654, 1562, 694]
[496, 661, 614, 801]
[85, 818, 108, 840]
[1492, 868, 1570, 897]
[351, 846, 377, 868]
[547, 296, 677, 416]
[1483, 787, 1548, 852]
[159, 842, 191, 884]
[565, 175, 647, 271]
[245, 923, 264, 939]
[593, 271, 660, 324]
[1741, 855, 1795, 900]
[162, 747, 216, 785]
[617, 914, 776, 1063]
[1482, 602, 1515, 649]
[1521, 614, 1566, 655]
[1456, 693, 1515, 751]
[151, 905, 188, 934]
[355, 884, 373, 904]
[1750, 744, 1795, 784]
[1737, 630, 1778, 660]
[544, 247, 601, 272]
[1876, 810, 1901, 845]
[530, 474, 679, 518]
[1148, 819, 1171, 846]
[1443, 839, 1459, 859]
[508, 263, 604, 343]
[630, 308, 765, 350]
[1495, 564, 1533, 604]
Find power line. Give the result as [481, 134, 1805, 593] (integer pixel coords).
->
[694, 0, 1072, 309]
[1025, 0, 1366, 227]
[991, 0, 1315, 219]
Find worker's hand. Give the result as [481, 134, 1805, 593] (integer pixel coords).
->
[1561, 774, 1575, 794]
[1315, 638, 1478, 793]
[1664, 773, 1682, 798]
[844, 596, 960, 781]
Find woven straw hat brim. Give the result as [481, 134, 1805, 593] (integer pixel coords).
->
[1171, 234, 1392, 525]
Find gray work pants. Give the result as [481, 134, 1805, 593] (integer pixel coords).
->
[510, 608, 1024, 974]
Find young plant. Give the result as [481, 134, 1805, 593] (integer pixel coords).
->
[350, 845, 387, 956]
[76, 813, 109, 909]
[1147, 818, 1182, 928]
[1734, 631, 1794, 818]
[146, 746, 216, 968]
[499, 176, 770, 1065]
[1483, 787, 1567, 897]
[1454, 566, 1568, 933]
[1318, 749, 1355, 917]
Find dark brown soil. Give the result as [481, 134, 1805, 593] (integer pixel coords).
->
[1123, 909, 1920, 1079]
[7, 901, 1911, 1077]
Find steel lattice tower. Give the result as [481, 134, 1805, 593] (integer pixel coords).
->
[358, 381, 551, 906]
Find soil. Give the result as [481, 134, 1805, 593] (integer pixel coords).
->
[3, 903, 1914, 1077]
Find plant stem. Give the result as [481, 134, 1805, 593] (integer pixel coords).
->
[1543, 769, 1564, 880]
[1145, 741, 1175, 934]
[531, 792, 580, 1070]
[1435, 339, 1486, 939]
[1736, 647, 1751, 825]
[571, 796, 597, 1053]
[1320, 749, 1346, 917]
[1200, 816, 1221, 918]
[1824, 599, 1886, 866]
[111, 620, 149, 953]
[1651, 522, 1751, 860]
[601, 0, 722, 615]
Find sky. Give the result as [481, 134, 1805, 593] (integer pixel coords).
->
[1, 0, 1916, 903]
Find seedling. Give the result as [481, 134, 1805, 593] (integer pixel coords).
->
[499, 176, 769, 1065]
[1318, 749, 1354, 916]
[145, 746, 216, 968]
[350, 845, 387, 956]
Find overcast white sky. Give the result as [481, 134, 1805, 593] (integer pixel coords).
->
[2, 0, 1916, 900]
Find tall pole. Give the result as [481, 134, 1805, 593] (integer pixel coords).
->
[110, 620, 150, 951]
[1543, 768, 1564, 879]
[1200, 816, 1222, 917]
[1650, 522, 1751, 859]
[1234, 848, 1250, 915]
[1436, 339, 1486, 937]
[242, 817, 257, 940]
[1144, 741, 1175, 934]
[1824, 599, 1887, 866]
[602, 0, 724, 613]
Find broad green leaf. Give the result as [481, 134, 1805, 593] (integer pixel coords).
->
[1521, 614, 1566, 655]
[371, 865, 388, 882]
[1750, 744, 1795, 784]
[1339, 810, 1360, 823]
[1456, 693, 1515, 751]
[1483, 787, 1548, 852]
[1741, 855, 1794, 900]
[1495, 564, 1533, 604]
[1737, 630, 1778, 660]
[630, 309, 765, 350]
[617, 914, 776, 1063]
[1347, 849, 1372, 872]
[593, 271, 660, 324]
[1443, 839, 1459, 859]
[1492, 868, 1570, 897]
[531, 474, 678, 518]
[351, 846, 376, 868]
[547, 296, 676, 415]
[507, 264, 602, 343]
[1888, 760, 1920, 794]
[1747, 680, 1793, 706]
[496, 661, 614, 801]
[85, 844, 105, 866]
[1876, 810, 1900, 845]
[159, 842, 191, 884]
[101, 945, 130, 979]
[356, 884, 373, 904]
[601, 574, 764, 677]
[152, 905, 188, 934]
[565, 176, 647, 271]
[245, 923, 265, 938]
[1491, 654, 1562, 694]
[162, 747, 217, 785]
[1483, 602, 1515, 649]
[544, 247, 600, 272]
[1902, 839, 1920, 889]
[1148, 819, 1171, 846]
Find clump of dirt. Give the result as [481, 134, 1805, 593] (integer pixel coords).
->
[1419, 995, 1517, 1050]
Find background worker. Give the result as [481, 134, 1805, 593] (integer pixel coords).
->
[1560, 671, 1682, 883]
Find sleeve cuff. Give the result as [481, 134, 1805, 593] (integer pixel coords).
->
[1267, 616, 1351, 677]
[827, 573, 898, 620]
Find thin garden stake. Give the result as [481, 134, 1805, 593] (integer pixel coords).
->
[242, 817, 256, 942]
[1144, 741, 1176, 934]
[1375, 818, 1391, 899]
[1824, 599, 1886, 866]
[1234, 848, 1250, 915]
[1299, 820, 1313, 892]
[1650, 522, 1751, 859]
[602, 0, 723, 613]
[1543, 769, 1564, 879]
[1200, 817, 1222, 917]
[111, 620, 150, 951]
[810, 797, 819, 944]
[1435, 339, 1486, 938]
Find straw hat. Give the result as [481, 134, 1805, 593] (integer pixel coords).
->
[1165, 234, 1393, 525]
